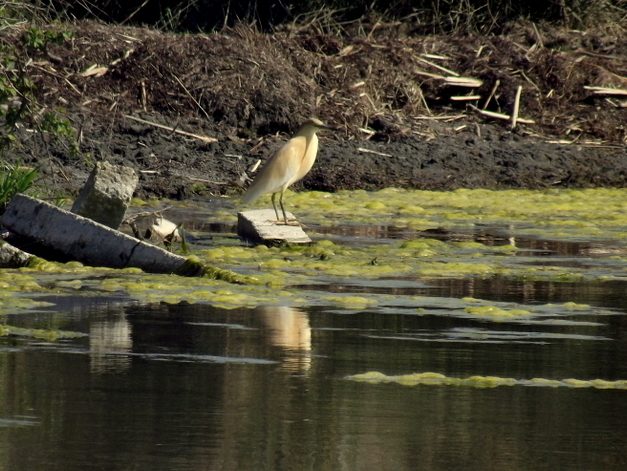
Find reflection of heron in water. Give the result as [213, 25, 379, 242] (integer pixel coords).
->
[256, 305, 312, 372]
[89, 308, 133, 374]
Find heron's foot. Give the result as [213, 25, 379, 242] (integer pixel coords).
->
[272, 218, 301, 226]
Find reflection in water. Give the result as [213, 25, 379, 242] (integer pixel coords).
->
[256, 305, 312, 373]
[295, 275, 627, 311]
[2, 296, 627, 470]
[89, 309, 133, 374]
[3, 211, 627, 469]
[311, 223, 415, 241]
[309, 221, 624, 258]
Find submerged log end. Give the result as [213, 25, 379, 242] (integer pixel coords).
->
[173, 256, 259, 284]
[0, 240, 36, 268]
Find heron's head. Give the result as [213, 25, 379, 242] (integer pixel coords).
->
[300, 118, 339, 133]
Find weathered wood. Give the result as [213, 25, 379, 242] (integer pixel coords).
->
[3, 194, 186, 272]
[0, 240, 34, 268]
[237, 209, 312, 245]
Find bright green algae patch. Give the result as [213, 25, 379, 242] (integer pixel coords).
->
[346, 371, 627, 390]
[0, 324, 86, 341]
[0, 240, 619, 314]
[199, 235, 616, 287]
[273, 187, 627, 239]
[5, 187, 627, 313]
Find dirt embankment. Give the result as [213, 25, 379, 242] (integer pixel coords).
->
[3, 20, 627, 198]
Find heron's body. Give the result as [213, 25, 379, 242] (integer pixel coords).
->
[242, 118, 335, 223]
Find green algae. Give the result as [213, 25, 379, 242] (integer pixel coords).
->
[0, 324, 86, 341]
[464, 305, 532, 318]
[197, 224, 611, 286]
[346, 371, 627, 390]
[2, 187, 627, 313]
[321, 296, 378, 309]
[173, 255, 258, 284]
[266, 187, 627, 241]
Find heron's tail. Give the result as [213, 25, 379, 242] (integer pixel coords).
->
[242, 180, 264, 204]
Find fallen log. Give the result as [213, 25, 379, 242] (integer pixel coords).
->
[2, 195, 252, 283]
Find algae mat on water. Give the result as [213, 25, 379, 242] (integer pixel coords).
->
[2, 188, 627, 314]
[242, 187, 627, 239]
[346, 371, 627, 390]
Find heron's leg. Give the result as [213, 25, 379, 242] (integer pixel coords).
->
[271, 193, 281, 221]
[279, 191, 289, 224]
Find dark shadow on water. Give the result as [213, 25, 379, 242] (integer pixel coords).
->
[293, 276, 627, 311]
[307, 222, 624, 257]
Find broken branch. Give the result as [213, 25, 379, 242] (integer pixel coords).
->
[511, 85, 523, 129]
[123, 115, 217, 143]
[469, 104, 535, 124]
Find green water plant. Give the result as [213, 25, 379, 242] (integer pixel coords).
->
[0, 159, 39, 213]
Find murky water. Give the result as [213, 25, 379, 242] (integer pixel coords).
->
[2, 194, 627, 470]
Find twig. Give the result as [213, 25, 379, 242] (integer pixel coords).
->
[532, 22, 544, 48]
[121, 0, 149, 25]
[188, 177, 228, 185]
[584, 86, 627, 96]
[469, 104, 535, 124]
[414, 115, 466, 121]
[248, 159, 261, 173]
[444, 76, 483, 87]
[172, 74, 210, 119]
[483, 79, 500, 109]
[414, 69, 444, 80]
[421, 53, 451, 60]
[30, 64, 83, 95]
[80, 64, 108, 77]
[339, 45, 355, 57]
[511, 85, 523, 130]
[414, 71, 482, 88]
[546, 139, 622, 149]
[122, 115, 217, 143]
[357, 147, 392, 157]
[518, 71, 540, 91]
[450, 95, 481, 101]
[415, 56, 459, 76]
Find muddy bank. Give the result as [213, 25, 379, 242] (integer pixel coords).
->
[2, 20, 626, 199]
[26, 114, 626, 200]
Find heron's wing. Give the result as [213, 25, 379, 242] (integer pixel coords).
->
[242, 137, 305, 204]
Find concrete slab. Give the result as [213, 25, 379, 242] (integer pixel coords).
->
[3, 194, 186, 273]
[71, 161, 138, 229]
[237, 209, 312, 245]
